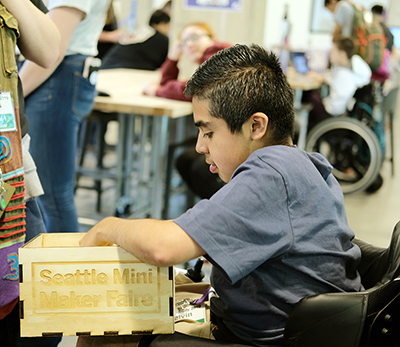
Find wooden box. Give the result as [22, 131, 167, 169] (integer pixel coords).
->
[19, 233, 174, 337]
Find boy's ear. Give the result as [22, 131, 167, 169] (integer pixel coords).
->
[250, 112, 268, 141]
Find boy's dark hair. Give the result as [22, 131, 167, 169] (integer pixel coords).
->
[371, 5, 384, 15]
[149, 10, 170, 27]
[334, 36, 355, 59]
[184, 44, 295, 144]
[324, 0, 341, 6]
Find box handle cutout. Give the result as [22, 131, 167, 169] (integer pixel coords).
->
[19, 300, 24, 319]
[19, 264, 23, 283]
[42, 332, 63, 337]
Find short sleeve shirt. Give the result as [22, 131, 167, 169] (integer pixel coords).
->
[175, 146, 362, 345]
[47, 0, 111, 56]
[335, 1, 355, 37]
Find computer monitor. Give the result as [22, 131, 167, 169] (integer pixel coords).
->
[291, 52, 310, 74]
[389, 26, 400, 49]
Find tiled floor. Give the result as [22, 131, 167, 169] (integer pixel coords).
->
[344, 159, 399, 248]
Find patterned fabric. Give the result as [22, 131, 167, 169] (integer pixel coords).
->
[0, 241, 23, 309]
[0, 4, 26, 314]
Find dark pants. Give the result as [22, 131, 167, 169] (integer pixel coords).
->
[0, 302, 61, 347]
[146, 332, 250, 346]
[143, 314, 252, 347]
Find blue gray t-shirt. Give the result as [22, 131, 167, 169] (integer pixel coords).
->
[174, 145, 362, 346]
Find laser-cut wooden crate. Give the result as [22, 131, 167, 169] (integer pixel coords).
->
[19, 233, 174, 337]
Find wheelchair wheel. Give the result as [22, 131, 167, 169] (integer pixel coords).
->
[305, 117, 382, 194]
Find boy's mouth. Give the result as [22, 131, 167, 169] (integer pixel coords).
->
[209, 163, 217, 174]
[206, 158, 217, 173]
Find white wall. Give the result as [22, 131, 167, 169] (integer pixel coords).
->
[263, 0, 390, 52]
[387, 0, 400, 27]
[114, 0, 392, 51]
[113, 0, 169, 29]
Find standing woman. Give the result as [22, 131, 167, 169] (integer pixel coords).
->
[19, 0, 111, 232]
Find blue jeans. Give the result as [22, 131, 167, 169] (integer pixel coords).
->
[25, 198, 47, 242]
[25, 55, 97, 232]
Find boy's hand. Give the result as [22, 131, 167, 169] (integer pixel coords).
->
[79, 217, 116, 247]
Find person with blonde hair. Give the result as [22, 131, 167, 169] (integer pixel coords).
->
[142, 22, 231, 101]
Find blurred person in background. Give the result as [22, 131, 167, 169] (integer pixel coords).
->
[100, 9, 170, 70]
[20, 0, 112, 233]
[304, 36, 371, 130]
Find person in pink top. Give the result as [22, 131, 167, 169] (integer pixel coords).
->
[143, 22, 231, 101]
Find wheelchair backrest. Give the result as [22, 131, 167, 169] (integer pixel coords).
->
[284, 278, 400, 347]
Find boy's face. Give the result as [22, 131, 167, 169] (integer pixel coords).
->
[193, 98, 255, 183]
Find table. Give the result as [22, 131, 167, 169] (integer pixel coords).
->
[287, 72, 322, 149]
[93, 69, 193, 219]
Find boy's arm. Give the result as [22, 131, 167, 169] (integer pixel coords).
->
[80, 217, 206, 267]
[1, 0, 60, 68]
[19, 6, 84, 96]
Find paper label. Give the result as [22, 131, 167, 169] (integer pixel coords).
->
[0, 92, 17, 132]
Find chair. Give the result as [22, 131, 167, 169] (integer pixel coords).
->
[75, 109, 118, 212]
[284, 220, 400, 347]
[284, 278, 400, 347]
[380, 87, 399, 176]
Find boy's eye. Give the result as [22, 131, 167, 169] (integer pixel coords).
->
[203, 132, 213, 138]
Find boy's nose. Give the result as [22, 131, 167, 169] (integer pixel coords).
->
[195, 134, 207, 154]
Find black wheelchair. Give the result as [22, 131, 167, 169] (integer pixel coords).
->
[305, 82, 386, 194]
[284, 220, 400, 346]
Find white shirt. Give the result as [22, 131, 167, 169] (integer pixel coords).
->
[323, 55, 372, 116]
[48, 0, 111, 56]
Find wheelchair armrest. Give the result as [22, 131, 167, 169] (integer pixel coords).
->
[284, 291, 367, 347]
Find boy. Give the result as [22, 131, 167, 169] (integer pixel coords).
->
[80, 44, 362, 346]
